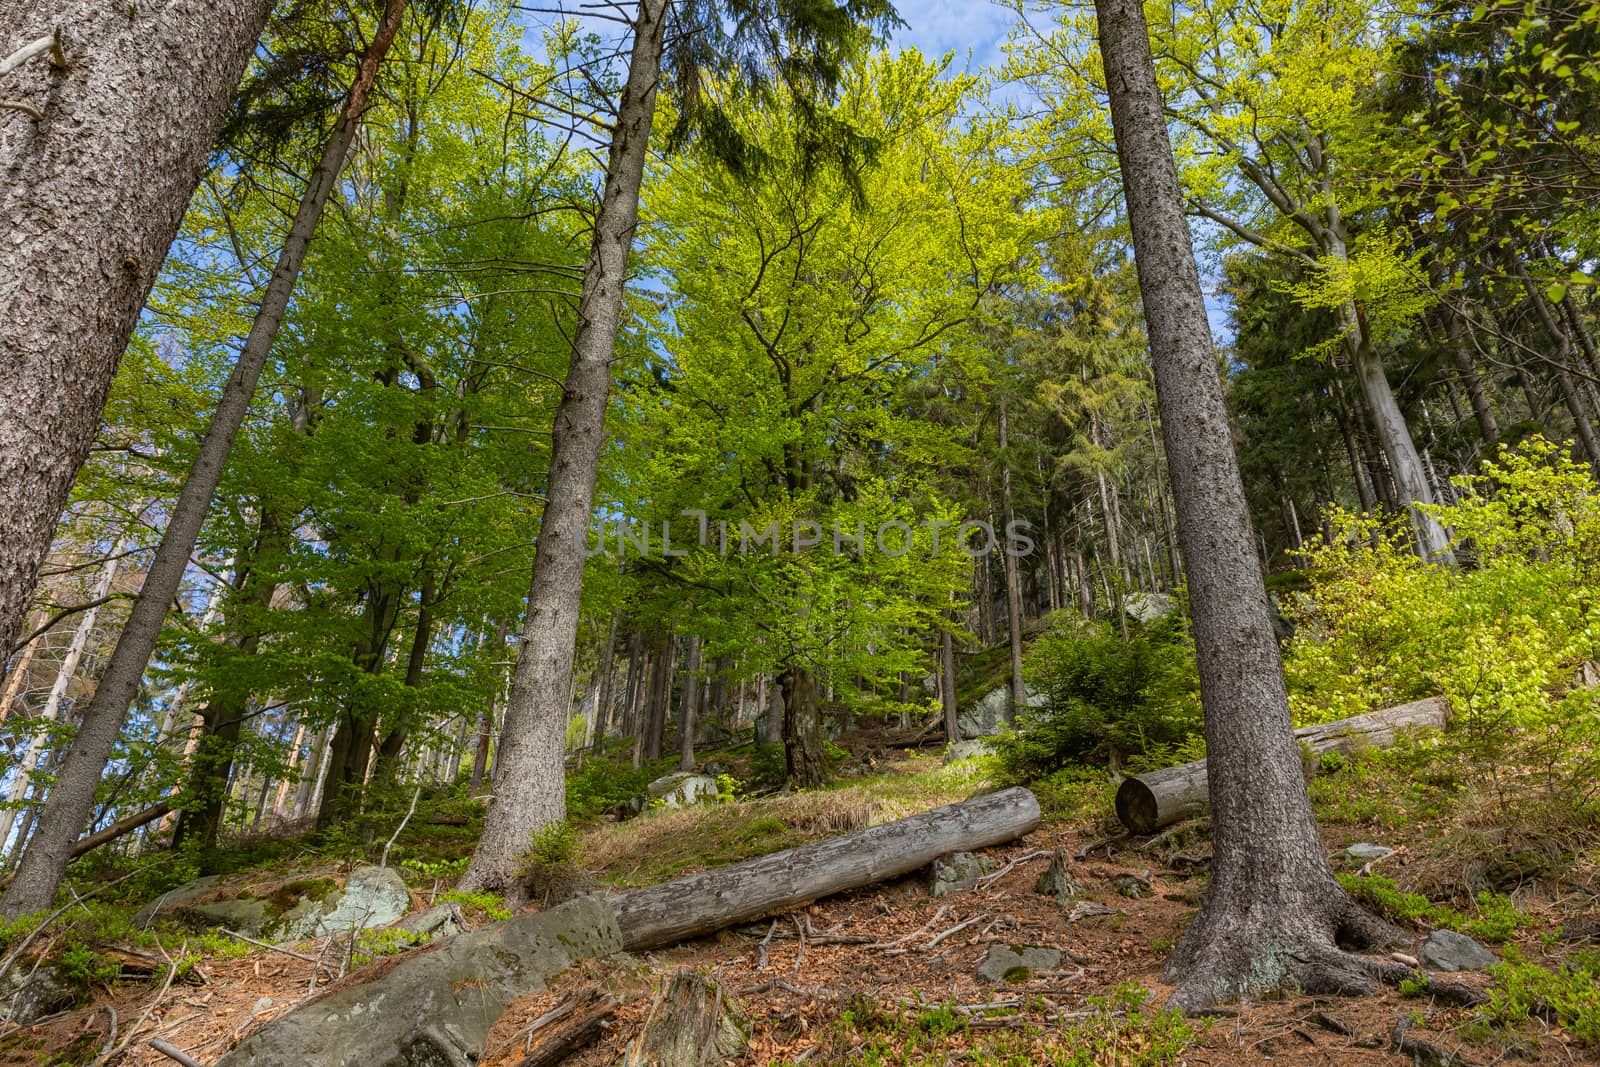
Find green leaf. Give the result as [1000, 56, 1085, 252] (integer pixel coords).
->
[1546, 282, 1569, 305]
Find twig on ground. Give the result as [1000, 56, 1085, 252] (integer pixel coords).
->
[94, 940, 186, 1065]
[870, 904, 949, 950]
[925, 913, 986, 949]
[791, 914, 807, 974]
[977, 849, 1049, 888]
[148, 1037, 209, 1067]
[219, 929, 319, 964]
[756, 918, 780, 971]
[1075, 834, 1130, 860]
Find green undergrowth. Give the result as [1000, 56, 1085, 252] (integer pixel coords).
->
[1461, 947, 1600, 1049]
[1336, 873, 1538, 943]
[777, 984, 1202, 1066]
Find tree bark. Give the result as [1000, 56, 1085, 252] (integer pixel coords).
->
[0, 0, 271, 670]
[1095, 0, 1395, 1009]
[1115, 696, 1451, 833]
[780, 664, 827, 788]
[0, 0, 410, 919]
[463, 0, 667, 896]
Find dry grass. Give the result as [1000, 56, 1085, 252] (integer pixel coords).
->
[580, 756, 992, 888]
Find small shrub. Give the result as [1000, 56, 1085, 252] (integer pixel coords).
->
[439, 889, 511, 922]
[993, 614, 1201, 782]
[1468, 947, 1600, 1046]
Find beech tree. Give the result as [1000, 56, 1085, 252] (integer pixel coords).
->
[0, 0, 271, 674]
[1093, 0, 1397, 1008]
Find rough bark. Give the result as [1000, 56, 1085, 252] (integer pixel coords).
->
[780, 664, 827, 788]
[1095, 0, 1397, 1010]
[462, 0, 667, 896]
[0, 2, 409, 919]
[1115, 696, 1451, 833]
[0, 0, 271, 675]
[611, 786, 1041, 949]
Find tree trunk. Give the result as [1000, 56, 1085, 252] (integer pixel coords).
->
[0, 557, 118, 855]
[1512, 256, 1600, 471]
[1443, 307, 1499, 444]
[678, 634, 700, 770]
[0, 1, 410, 919]
[0, 610, 44, 725]
[1095, 0, 1395, 1009]
[462, 0, 666, 895]
[997, 400, 1027, 722]
[0, 0, 271, 668]
[643, 627, 674, 761]
[612, 786, 1041, 949]
[939, 625, 960, 743]
[595, 614, 619, 747]
[470, 621, 509, 797]
[1115, 696, 1451, 833]
[780, 664, 827, 788]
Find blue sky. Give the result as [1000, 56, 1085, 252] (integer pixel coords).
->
[887, 1, 1017, 72]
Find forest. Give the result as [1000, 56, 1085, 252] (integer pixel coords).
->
[2, 0, 1600, 1063]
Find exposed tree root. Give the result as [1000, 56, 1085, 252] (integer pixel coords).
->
[1163, 889, 1419, 1012]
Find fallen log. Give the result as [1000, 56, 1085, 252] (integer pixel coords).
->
[1114, 697, 1450, 835]
[215, 787, 1040, 1066]
[612, 785, 1041, 949]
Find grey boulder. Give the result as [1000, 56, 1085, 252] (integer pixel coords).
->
[1419, 929, 1498, 972]
[977, 944, 1061, 984]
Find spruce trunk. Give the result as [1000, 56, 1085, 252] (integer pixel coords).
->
[0, 0, 409, 919]
[0, 0, 271, 668]
[1094, 0, 1396, 1009]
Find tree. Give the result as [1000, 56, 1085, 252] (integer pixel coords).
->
[0, 0, 414, 920]
[0, 0, 272, 677]
[1093, 0, 1395, 1009]
[463, 0, 899, 897]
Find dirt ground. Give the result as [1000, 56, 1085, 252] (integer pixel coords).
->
[15, 816, 1587, 1067]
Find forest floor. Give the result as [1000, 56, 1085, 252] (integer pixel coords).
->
[5, 740, 1599, 1066]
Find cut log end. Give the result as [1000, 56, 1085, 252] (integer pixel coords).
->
[1114, 778, 1160, 836]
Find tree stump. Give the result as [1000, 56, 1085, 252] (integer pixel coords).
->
[618, 970, 748, 1066]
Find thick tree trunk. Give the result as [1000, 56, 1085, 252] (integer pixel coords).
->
[1115, 697, 1451, 833]
[1095, 0, 1395, 1009]
[463, 0, 666, 896]
[780, 664, 827, 788]
[0, 2, 409, 919]
[612, 786, 1041, 949]
[0, 0, 271, 669]
[997, 400, 1027, 721]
